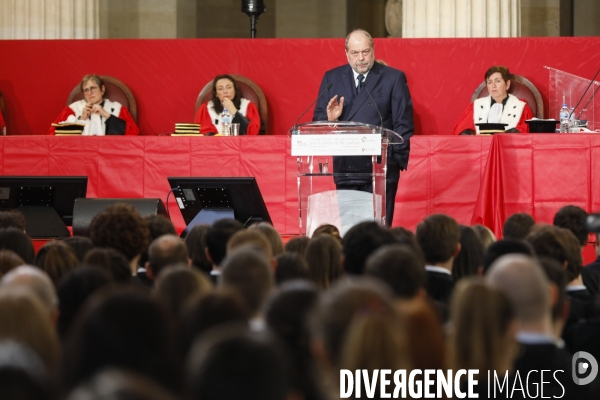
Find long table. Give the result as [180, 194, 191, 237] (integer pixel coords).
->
[1, 135, 597, 238]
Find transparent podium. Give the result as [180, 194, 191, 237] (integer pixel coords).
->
[545, 66, 600, 132]
[289, 121, 403, 236]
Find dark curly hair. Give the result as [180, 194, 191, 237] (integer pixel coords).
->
[89, 204, 150, 262]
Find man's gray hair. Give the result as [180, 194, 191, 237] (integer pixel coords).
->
[345, 29, 374, 51]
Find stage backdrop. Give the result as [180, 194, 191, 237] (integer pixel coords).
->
[1, 38, 600, 137]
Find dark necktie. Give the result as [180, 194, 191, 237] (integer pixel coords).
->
[356, 74, 364, 94]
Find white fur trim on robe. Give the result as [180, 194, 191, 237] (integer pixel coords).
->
[207, 98, 250, 134]
[64, 99, 123, 136]
[473, 94, 526, 134]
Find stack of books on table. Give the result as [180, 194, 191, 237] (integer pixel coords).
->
[52, 122, 85, 136]
[172, 123, 201, 136]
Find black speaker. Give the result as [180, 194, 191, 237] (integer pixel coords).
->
[72, 198, 168, 237]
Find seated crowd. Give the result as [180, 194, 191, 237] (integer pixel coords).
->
[0, 204, 599, 398]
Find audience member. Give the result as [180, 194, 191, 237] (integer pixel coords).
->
[1, 266, 59, 323]
[0, 228, 34, 265]
[56, 266, 113, 339]
[472, 224, 496, 251]
[153, 265, 212, 318]
[186, 327, 290, 400]
[180, 290, 248, 357]
[62, 237, 93, 263]
[503, 212, 535, 241]
[220, 246, 273, 325]
[486, 254, 589, 397]
[275, 253, 309, 285]
[537, 257, 569, 339]
[482, 239, 534, 274]
[389, 226, 419, 248]
[0, 287, 60, 371]
[0, 250, 24, 278]
[83, 247, 132, 283]
[204, 219, 243, 283]
[63, 287, 178, 393]
[416, 214, 461, 305]
[226, 229, 273, 260]
[0, 341, 56, 400]
[342, 221, 397, 275]
[34, 241, 80, 286]
[145, 235, 190, 283]
[553, 205, 588, 247]
[137, 215, 178, 282]
[284, 236, 310, 257]
[583, 233, 600, 296]
[0, 211, 26, 231]
[452, 225, 485, 281]
[305, 234, 343, 290]
[89, 203, 150, 276]
[312, 224, 342, 244]
[265, 281, 324, 400]
[184, 224, 212, 274]
[249, 222, 284, 257]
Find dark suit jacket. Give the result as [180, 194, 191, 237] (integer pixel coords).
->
[312, 62, 414, 185]
[425, 270, 454, 306]
[582, 256, 600, 296]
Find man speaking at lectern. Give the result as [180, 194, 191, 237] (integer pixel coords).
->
[313, 29, 414, 226]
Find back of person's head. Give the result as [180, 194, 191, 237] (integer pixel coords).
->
[537, 257, 567, 322]
[226, 229, 273, 259]
[416, 214, 461, 265]
[472, 224, 496, 251]
[61, 237, 93, 263]
[66, 369, 179, 400]
[365, 243, 426, 299]
[0, 287, 60, 371]
[284, 236, 310, 256]
[553, 205, 588, 247]
[486, 255, 550, 325]
[180, 290, 248, 357]
[554, 227, 584, 282]
[305, 234, 343, 290]
[184, 224, 212, 274]
[205, 219, 243, 267]
[221, 246, 273, 317]
[449, 279, 516, 373]
[0, 341, 56, 400]
[342, 222, 397, 275]
[249, 222, 284, 257]
[153, 265, 213, 318]
[0, 228, 34, 265]
[89, 203, 150, 262]
[452, 225, 485, 281]
[390, 226, 419, 247]
[186, 326, 290, 400]
[83, 247, 132, 283]
[275, 253, 309, 285]
[312, 224, 342, 243]
[1, 265, 58, 317]
[56, 266, 113, 339]
[139, 215, 178, 267]
[483, 239, 534, 274]
[314, 277, 394, 368]
[0, 211, 26, 231]
[63, 287, 178, 393]
[0, 250, 24, 279]
[147, 235, 189, 279]
[503, 213, 535, 241]
[403, 301, 446, 371]
[526, 224, 568, 268]
[34, 241, 80, 286]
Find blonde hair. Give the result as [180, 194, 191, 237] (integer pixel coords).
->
[448, 279, 516, 373]
[0, 287, 60, 370]
[227, 229, 273, 259]
[248, 223, 284, 257]
[305, 234, 343, 290]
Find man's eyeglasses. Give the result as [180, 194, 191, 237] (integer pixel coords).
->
[83, 86, 100, 94]
[348, 49, 372, 58]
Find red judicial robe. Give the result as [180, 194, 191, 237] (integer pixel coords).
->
[194, 98, 260, 135]
[453, 94, 533, 135]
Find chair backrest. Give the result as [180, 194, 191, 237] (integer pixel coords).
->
[67, 76, 138, 122]
[471, 74, 544, 119]
[196, 75, 267, 134]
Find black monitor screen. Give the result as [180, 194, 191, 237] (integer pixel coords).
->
[167, 177, 271, 226]
[0, 176, 88, 225]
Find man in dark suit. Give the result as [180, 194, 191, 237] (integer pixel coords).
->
[313, 29, 413, 226]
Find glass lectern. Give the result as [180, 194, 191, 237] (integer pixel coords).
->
[289, 121, 403, 236]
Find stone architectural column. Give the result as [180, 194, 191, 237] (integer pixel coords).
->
[398, 0, 520, 38]
[0, 0, 99, 39]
